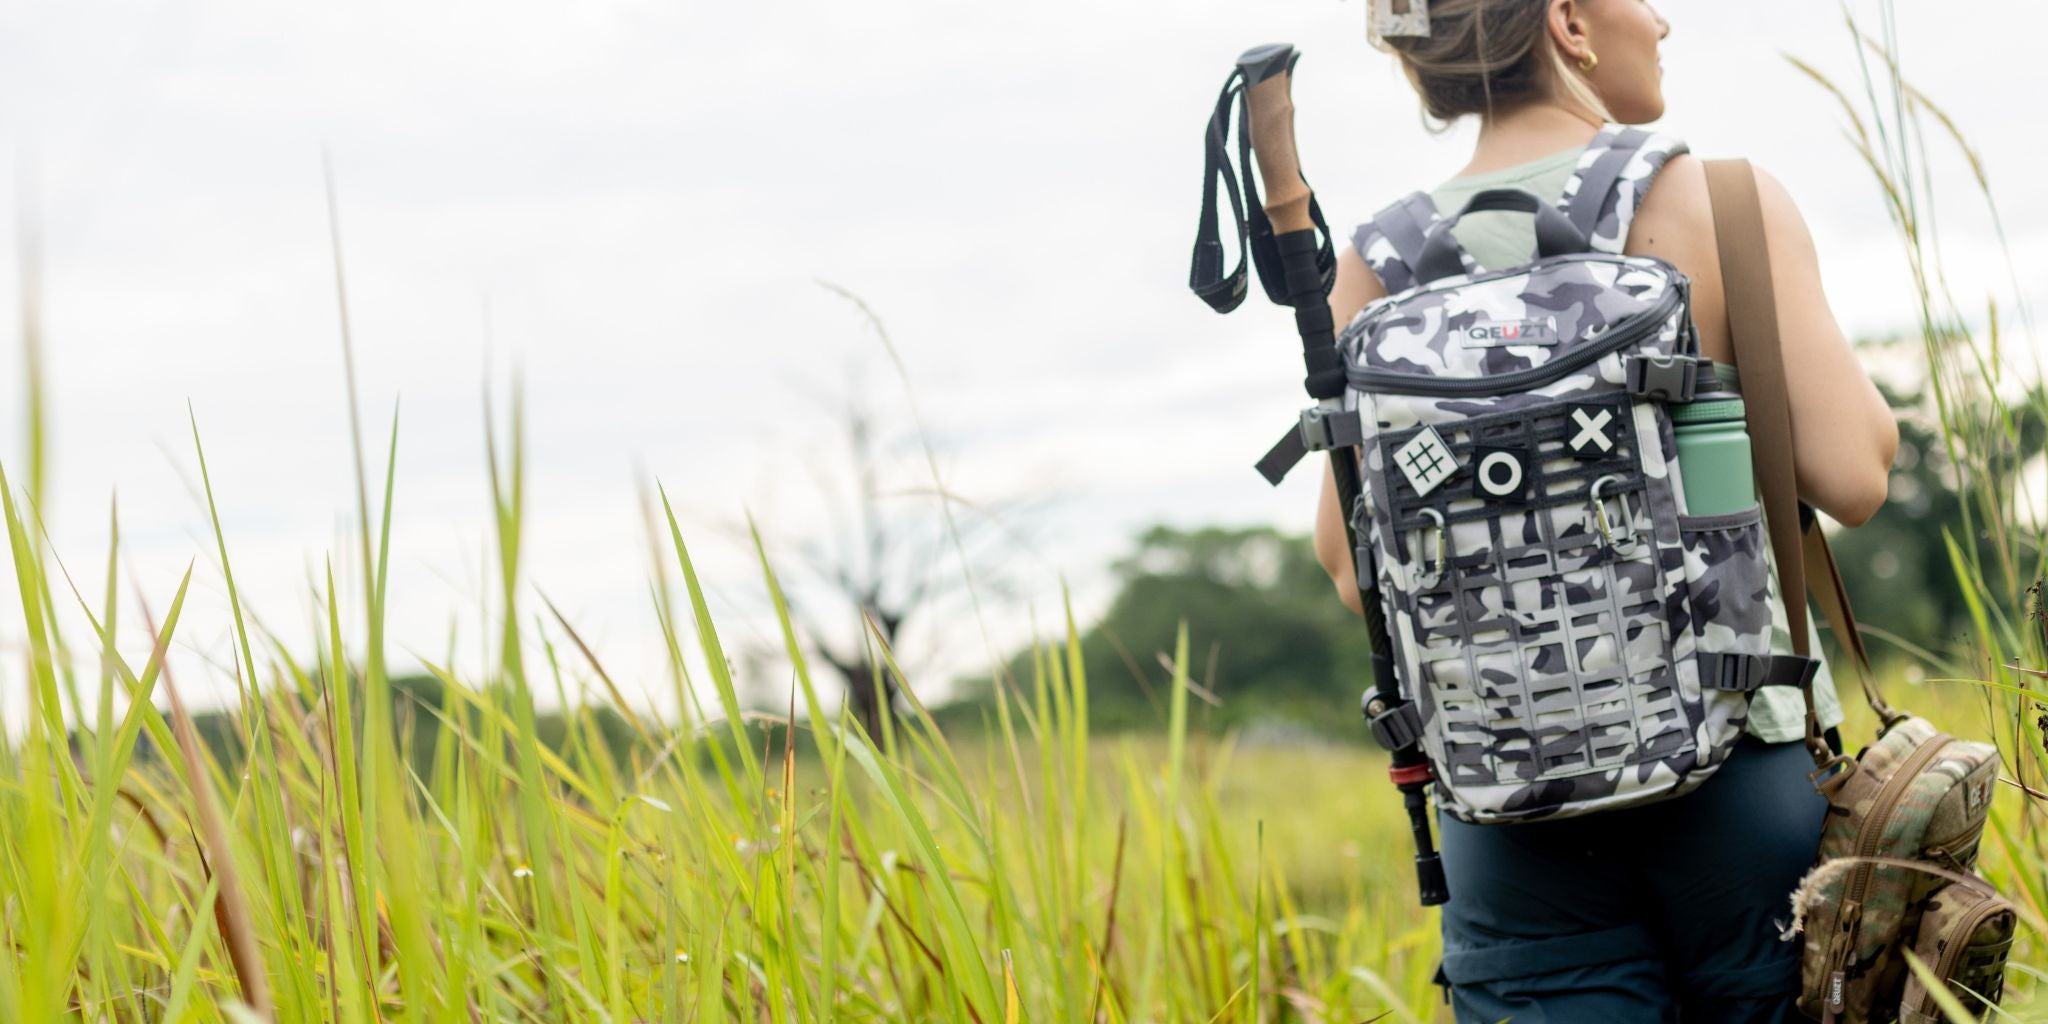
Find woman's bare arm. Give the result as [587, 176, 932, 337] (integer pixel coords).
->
[1750, 164, 1900, 525]
[1635, 156, 1899, 527]
[1311, 244, 1385, 617]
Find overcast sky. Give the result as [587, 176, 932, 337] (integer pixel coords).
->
[0, 0, 2040, 718]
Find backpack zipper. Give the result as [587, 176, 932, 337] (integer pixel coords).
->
[1347, 286, 1682, 397]
[1827, 733, 1955, 1017]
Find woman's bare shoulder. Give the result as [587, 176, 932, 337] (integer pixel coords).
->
[1632, 154, 1808, 268]
[1630, 153, 1820, 363]
[1628, 151, 1718, 267]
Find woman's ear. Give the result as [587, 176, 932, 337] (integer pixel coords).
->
[1546, 0, 1593, 65]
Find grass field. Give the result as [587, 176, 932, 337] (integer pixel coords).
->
[0, 494, 2041, 1023]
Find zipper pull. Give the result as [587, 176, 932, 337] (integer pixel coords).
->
[1350, 492, 1381, 591]
[1823, 903, 1860, 1022]
[1676, 275, 1700, 356]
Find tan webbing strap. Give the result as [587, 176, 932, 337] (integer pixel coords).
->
[1703, 159, 1902, 739]
[1805, 522, 1902, 724]
[1703, 160, 1860, 768]
[1702, 161, 1807, 647]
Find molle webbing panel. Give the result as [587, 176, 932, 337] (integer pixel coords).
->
[1375, 398, 1687, 789]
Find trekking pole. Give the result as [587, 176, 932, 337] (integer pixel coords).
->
[1233, 43, 1447, 906]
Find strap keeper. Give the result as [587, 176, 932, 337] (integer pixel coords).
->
[1624, 353, 1706, 402]
[1362, 694, 1423, 751]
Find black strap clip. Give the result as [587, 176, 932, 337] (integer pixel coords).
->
[1700, 651, 1766, 692]
[1253, 408, 1362, 486]
[1624, 353, 1706, 402]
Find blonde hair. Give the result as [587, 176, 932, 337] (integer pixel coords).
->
[1373, 0, 1613, 132]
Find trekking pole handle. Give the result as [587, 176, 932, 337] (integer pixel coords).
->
[1238, 43, 1314, 235]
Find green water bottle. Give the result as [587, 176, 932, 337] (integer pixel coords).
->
[1669, 394, 1757, 516]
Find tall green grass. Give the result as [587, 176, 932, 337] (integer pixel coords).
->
[0, 369, 1438, 1018]
[1789, 4, 2048, 1021]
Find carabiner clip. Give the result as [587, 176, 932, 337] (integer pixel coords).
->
[1413, 507, 1448, 588]
[1588, 475, 1639, 554]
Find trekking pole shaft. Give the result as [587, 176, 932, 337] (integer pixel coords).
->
[1238, 42, 1445, 908]
[1404, 783, 1449, 905]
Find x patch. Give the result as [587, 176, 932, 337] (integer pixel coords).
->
[1566, 402, 1622, 459]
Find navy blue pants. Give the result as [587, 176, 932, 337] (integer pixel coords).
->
[1431, 733, 1830, 1023]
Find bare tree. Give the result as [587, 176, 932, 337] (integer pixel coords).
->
[746, 288, 1041, 741]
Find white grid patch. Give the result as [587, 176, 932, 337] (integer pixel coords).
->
[1393, 425, 1458, 496]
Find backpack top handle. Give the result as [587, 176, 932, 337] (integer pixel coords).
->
[1411, 187, 1591, 285]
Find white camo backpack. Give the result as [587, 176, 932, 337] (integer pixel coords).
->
[1260, 126, 1816, 823]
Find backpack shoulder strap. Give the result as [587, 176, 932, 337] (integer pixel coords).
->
[1562, 125, 1690, 252]
[1351, 190, 1441, 295]
[1355, 125, 1688, 290]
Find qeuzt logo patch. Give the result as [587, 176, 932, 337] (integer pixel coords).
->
[1462, 316, 1560, 347]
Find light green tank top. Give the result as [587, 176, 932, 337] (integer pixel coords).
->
[1428, 148, 1847, 745]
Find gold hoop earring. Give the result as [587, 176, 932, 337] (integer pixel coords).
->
[1578, 51, 1599, 72]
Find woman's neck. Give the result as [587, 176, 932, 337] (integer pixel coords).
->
[1459, 104, 1605, 177]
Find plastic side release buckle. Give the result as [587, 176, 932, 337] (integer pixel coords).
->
[1624, 353, 1705, 402]
[1254, 408, 1362, 487]
[1699, 651, 1762, 692]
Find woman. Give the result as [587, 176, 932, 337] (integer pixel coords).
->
[1310, 1, 1900, 1020]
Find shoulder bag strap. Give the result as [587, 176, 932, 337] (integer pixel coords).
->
[1702, 159, 1903, 744]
